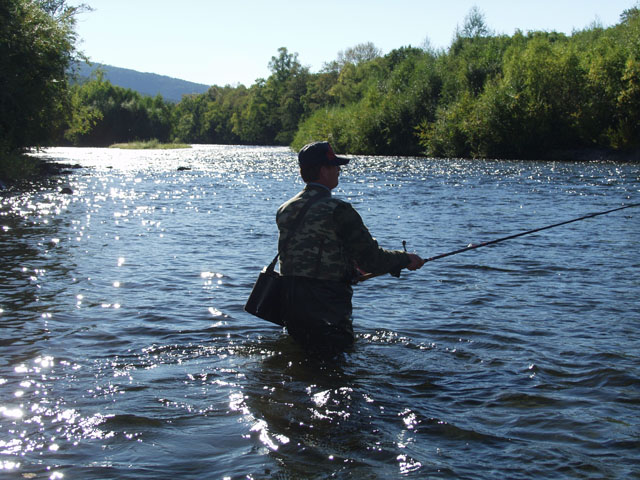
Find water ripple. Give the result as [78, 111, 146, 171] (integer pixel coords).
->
[0, 146, 638, 479]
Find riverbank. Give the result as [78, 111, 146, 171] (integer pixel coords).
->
[0, 152, 82, 190]
[545, 147, 640, 162]
[109, 140, 191, 150]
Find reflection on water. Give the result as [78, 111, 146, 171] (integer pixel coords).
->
[0, 146, 639, 479]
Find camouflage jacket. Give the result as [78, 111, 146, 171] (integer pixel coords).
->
[276, 184, 410, 283]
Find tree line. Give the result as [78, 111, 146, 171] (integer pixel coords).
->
[2, 1, 639, 170]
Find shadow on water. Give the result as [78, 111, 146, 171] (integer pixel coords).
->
[240, 337, 415, 479]
[238, 333, 519, 479]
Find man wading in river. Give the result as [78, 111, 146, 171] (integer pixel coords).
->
[277, 141, 424, 352]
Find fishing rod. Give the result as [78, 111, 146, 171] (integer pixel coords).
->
[358, 202, 640, 282]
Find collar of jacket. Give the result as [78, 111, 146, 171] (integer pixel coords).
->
[304, 183, 332, 197]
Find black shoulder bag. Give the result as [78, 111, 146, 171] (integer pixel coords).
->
[244, 193, 326, 326]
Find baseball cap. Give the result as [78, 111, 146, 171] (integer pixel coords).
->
[298, 141, 349, 167]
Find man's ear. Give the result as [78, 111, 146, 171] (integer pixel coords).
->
[317, 164, 329, 181]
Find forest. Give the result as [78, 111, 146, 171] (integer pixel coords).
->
[2, 0, 639, 178]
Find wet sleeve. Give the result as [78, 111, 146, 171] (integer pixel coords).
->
[333, 202, 410, 275]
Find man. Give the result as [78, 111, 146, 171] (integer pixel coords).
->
[276, 141, 424, 352]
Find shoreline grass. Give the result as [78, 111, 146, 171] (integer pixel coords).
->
[0, 151, 42, 184]
[0, 150, 82, 187]
[109, 139, 191, 150]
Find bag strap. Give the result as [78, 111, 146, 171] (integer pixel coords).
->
[267, 190, 328, 272]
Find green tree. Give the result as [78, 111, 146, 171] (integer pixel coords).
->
[200, 85, 248, 144]
[296, 47, 442, 156]
[612, 56, 640, 148]
[66, 75, 174, 146]
[323, 42, 382, 73]
[609, 6, 640, 148]
[232, 48, 309, 145]
[232, 80, 276, 145]
[300, 71, 339, 114]
[267, 47, 309, 144]
[0, 0, 81, 155]
[458, 6, 491, 39]
[172, 93, 208, 144]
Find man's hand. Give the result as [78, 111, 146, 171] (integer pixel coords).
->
[406, 253, 425, 271]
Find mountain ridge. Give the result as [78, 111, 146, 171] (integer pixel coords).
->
[74, 62, 211, 102]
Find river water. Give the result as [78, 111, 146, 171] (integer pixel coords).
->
[1, 145, 638, 479]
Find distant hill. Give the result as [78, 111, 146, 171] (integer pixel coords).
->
[73, 63, 211, 102]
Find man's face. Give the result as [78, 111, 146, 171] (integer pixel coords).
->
[319, 164, 340, 190]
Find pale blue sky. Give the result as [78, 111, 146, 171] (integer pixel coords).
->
[69, 0, 638, 86]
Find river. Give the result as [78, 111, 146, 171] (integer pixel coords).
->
[1, 145, 638, 479]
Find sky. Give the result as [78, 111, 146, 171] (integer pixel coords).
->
[68, 0, 639, 87]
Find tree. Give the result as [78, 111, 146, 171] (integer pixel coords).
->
[199, 85, 248, 144]
[0, 0, 81, 155]
[232, 47, 309, 145]
[458, 6, 490, 39]
[620, 6, 640, 23]
[612, 57, 640, 148]
[300, 71, 339, 114]
[66, 75, 174, 146]
[268, 47, 303, 84]
[233, 80, 275, 145]
[323, 42, 382, 73]
[267, 48, 309, 143]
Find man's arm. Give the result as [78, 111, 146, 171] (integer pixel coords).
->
[334, 202, 423, 275]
